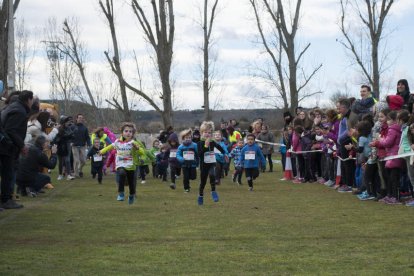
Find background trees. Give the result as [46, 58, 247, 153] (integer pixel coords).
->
[338, 0, 395, 99]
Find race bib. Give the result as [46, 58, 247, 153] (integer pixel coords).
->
[183, 151, 195, 161]
[204, 151, 216, 163]
[169, 150, 177, 158]
[93, 155, 103, 162]
[245, 151, 255, 160]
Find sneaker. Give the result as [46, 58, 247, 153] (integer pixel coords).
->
[357, 191, 375, 201]
[197, 195, 204, 205]
[117, 193, 125, 201]
[280, 177, 287, 181]
[1, 199, 23, 209]
[67, 175, 75, 180]
[337, 185, 352, 193]
[385, 197, 401, 205]
[79, 172, 84, 178]
[324, 180, 334, 187]
[169, 183, 176, 190]
[211, 191, 219, 202]
[26, 187, 37, 198]
[292, 179, 302, 184]
[128, 194, 135, 205]
[237, 181, 242, 186]
[318, 178, 326, 184]
[184, 189, 190, 193]
[141, 180, 146, 184]
[400, 191, 411, 199]
[57, 175, 64, 181]
[405, 199, 414, 206]
[378, 196, 390, 203]
[232, 175, 237, 183]
[248, 187, 253, 192]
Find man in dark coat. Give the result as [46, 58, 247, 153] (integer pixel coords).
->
[0, 90, 33, 209]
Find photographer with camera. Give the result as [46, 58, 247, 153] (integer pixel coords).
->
[25, 111, 59, 144]
[17, 136, 58, 197]
[53, 116, 75, 181]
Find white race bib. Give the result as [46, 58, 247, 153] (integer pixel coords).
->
[245, 151, 255, 160]
[204, 151, 216, 163]
[93, 155, 102, 162]
[183, 151, 195, 161]
[169, 150, 177, 158]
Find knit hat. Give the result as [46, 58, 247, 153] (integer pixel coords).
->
[386, 95, 404, 110]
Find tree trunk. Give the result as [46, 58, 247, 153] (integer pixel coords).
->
[371, 38, 380, 99]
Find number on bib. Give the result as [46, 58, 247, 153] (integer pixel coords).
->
[204, 151, 216, 163]
[183, 151, 195, 161]
[245, 151, 255, 160]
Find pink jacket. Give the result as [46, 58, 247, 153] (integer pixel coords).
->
[375, 123, 402, 168]
[292, 132, 302, 153]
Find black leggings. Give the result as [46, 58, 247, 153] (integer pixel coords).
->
[245, 168, 259, 188]
[386, 167, 401, 199]
[265, 154, 273, 171]
[182, 167, 196, 190]
[170, 166, 180, 184]
[199, 163, 216, 196]
[117, 168, 136, 195]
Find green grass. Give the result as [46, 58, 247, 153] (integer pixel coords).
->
[1, 164, 414, 275]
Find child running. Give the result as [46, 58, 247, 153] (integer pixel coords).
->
[99, 123, 144, 205]
[87, 137, 105, 184]
[197, 121, 228, 205]
[230, 139, 245, 185]
[176, 129, 199, 193]
[240, 133, 266, 191]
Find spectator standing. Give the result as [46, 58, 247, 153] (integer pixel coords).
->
[0, 90, 34, 209]
[72, 114, 91, 178]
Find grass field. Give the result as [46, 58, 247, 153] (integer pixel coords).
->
[1, 164, 414, 275]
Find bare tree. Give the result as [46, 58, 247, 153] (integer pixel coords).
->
[249, 0, 322, 114]
[56, 17, 104, 125]
[131, 0, 175, 127]
[200, 0, 219, 120]
[15, 18, 36, 91]
[338, 0, 394, 99]
[99, 0, 132, 122]
[0, 0, 20, 87]
[44, 18, 79, 115]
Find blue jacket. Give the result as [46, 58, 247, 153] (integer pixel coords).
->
[240, 143, 266, 169]
[230, 146, 243, 167]
[177, 142, 199, 168]
[214, 140, 229, 164]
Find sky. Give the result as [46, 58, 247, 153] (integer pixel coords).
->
[14, 0, 414, 111]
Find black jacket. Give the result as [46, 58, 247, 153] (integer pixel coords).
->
[72, 123, 91, 147]
[17, 145, 57, 181]
[53, 126, 75, 156]
[0, 100, 30, 157]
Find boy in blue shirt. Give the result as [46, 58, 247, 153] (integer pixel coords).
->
[176, 129, 199, 193]
[240, 134, 266, 191]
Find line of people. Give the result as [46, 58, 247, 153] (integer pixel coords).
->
[279, 80, 414, 206]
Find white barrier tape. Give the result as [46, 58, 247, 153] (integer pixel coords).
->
[382, 151, 414, 161]
[337, 156, 356, 161]
[289, 149, 323, 154]
[256, 139, 286, 147]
